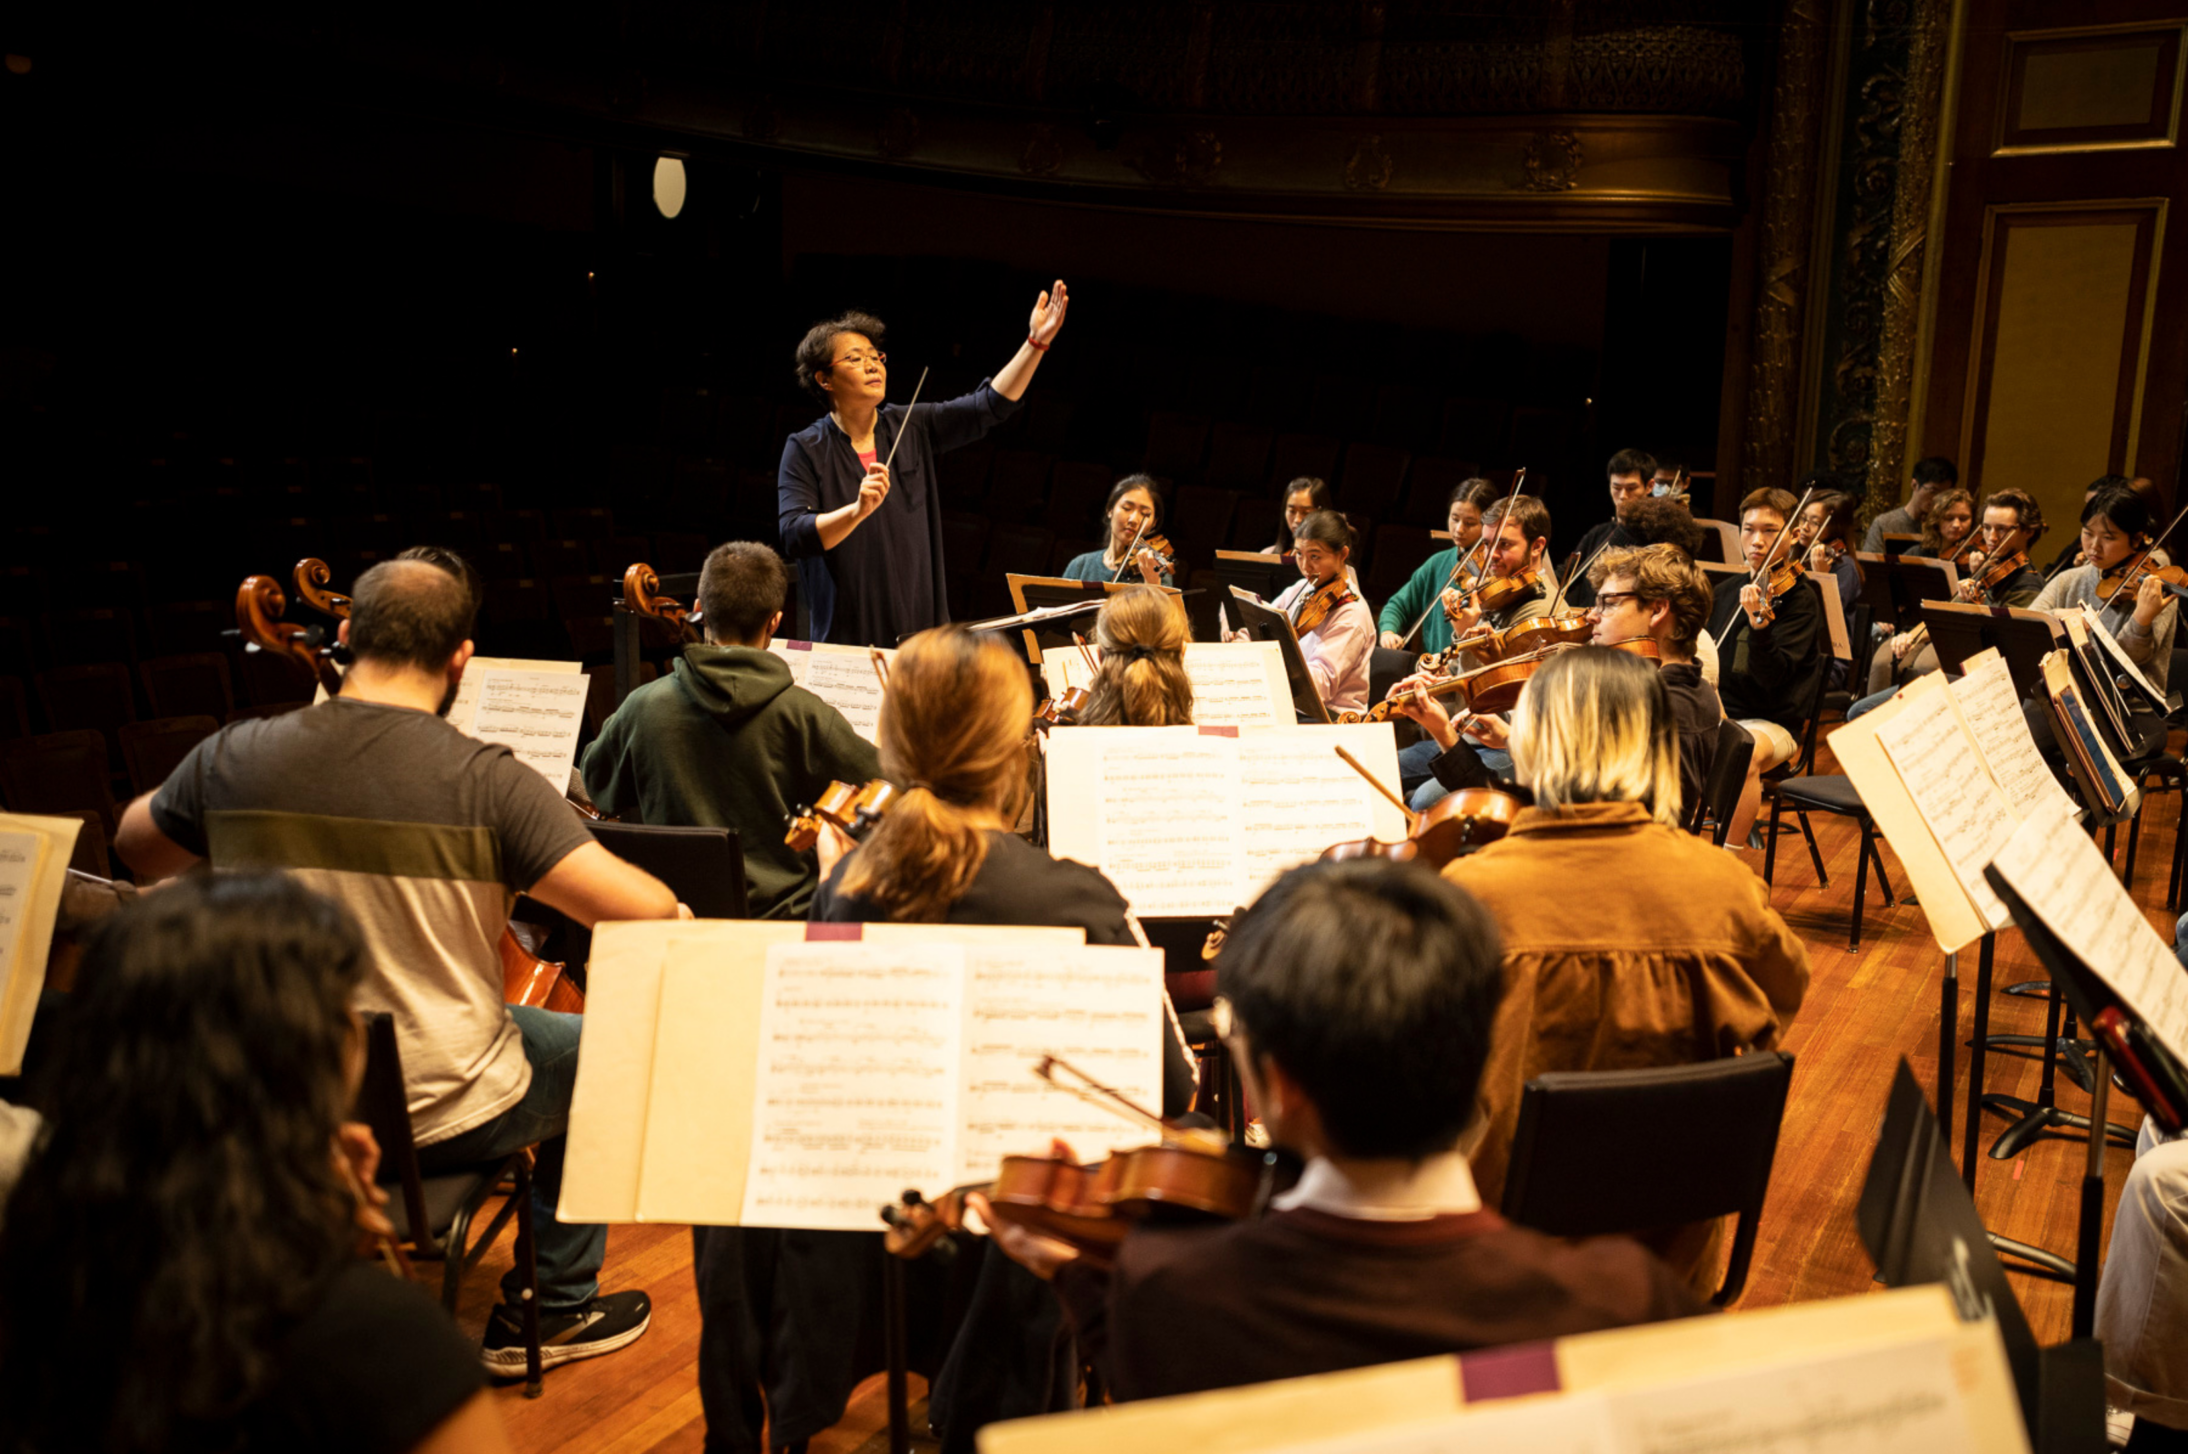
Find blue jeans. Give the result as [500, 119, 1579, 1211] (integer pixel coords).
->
[1412, 748, 1511, 811]
[415, 1005, 603, 1311]
[1396, 738, 1444, 797]
[1846, 685, 1898, 720]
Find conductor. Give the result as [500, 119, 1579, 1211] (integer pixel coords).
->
[778, 283, 1069, 646]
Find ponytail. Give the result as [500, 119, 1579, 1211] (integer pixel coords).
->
[837, 629, 1033, 922]
[1078, 586, 1193, 727]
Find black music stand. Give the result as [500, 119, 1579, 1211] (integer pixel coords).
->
[588, 822, 748, 919]
[1213, 549, 1299, 604]
[1986, 868, 2183, 1337]
[1856, 552, 1900, 627]
[1919, 601, 2062, 697]
[1886, 554, 1959, 625]
[1857, 1059, 2105, 1451]
[1224, 587, 1330, 723]
[1880, 531, 1923, 559]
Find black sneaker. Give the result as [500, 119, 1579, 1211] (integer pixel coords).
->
[481, 1289, 651, 1377]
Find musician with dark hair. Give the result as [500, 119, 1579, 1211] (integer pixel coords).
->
[1561, 447, 1659, 609]
[582, 540, 881, 918]
[778, 285, 1070, 647]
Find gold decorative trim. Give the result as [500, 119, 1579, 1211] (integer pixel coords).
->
[1870, 0, 1951, 504]
[1989, 20, 2186, 157]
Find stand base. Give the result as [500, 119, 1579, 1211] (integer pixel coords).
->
[1977, 1033, 2096, 1092]
[1990, 1232, 2076, 1284]
[1982, 1094, 2140, 1160]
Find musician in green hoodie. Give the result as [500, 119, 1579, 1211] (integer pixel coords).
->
[581, 541, 881, 917]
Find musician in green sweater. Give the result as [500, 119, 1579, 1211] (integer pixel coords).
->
[581, 541, 880, 918]
[1376, 478, 1500, 659]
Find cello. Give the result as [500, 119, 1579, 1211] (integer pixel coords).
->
[623, 562, 702, 643]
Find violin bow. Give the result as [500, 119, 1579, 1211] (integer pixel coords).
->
[1333, 744, 1418, 832]
[1110, 515, 1152, 584]
[2102, 500, 2188, 614]
[870, 648, 890, 691]
[879, 366, 930, 477]
[1546, 535, 1616, 614]
[1033, 1055, 1171, 1135]
[1397, 466, 1527, 651]
[1712, 485, 1815, 651]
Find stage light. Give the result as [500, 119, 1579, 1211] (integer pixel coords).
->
[654, 156, 687, 219]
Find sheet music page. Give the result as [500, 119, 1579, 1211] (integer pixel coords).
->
[0, 813, 76, 1079]
[738, 942, 963, 1230]
[1184, 642, 1294, 727]
[1873, 682, 2019, 931]
[1947, 653, 2079, 826]
[1602, 1337, 1970, 1454]
[955, 945, 1166, 1185]
[765, 639, 813, 686]
[802, 646, 889, 742]
[1272, 1396, 1619, 1453]
[1237, 735, 1382, 899]
[1090, 736, 1243, 916]
[467, 669, 590, 787]
[447, 656, 582, 732]
[1993, 812, 2188, 1065]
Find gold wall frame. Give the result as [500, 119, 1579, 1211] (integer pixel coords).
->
[1992, 20, 2186, 157]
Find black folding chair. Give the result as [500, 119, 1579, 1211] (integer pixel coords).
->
[1760, 656, 1898, 948]
[353, 1013, 545, 1396]
[1501, 1051, 1795, 1307]
[1687, 718, 1754, 846]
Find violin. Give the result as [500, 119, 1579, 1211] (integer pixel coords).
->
[1200, 904, 1249, 961]
[624, 562, 702, 643]
[1292, 576, 1359, 636]
[879, 1057, 1270, 1264]
[2096, 558, 2188, 602]
[785, 778, 898, 852]
[1130, 533, 1178, 577]
[1035, 685, 1092, 727]
[1740, 554, 1807, 628]
[1318, 743, 1521, 866]
[1968, 550, 2030, 599]
[1495, 610, 1595, 658]
[1452, 567, 1543, 619]
[1451, 640, 1587, 716]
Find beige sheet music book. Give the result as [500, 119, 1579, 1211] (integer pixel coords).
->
[979, 1285, 2024, 1454]
[560, 920, 1177, 1230]
[1042, 641, 1294, 728]
[767, 639, 894, 743]
[1045, 725, 1409, 918]
[0, 812, 83, 1077]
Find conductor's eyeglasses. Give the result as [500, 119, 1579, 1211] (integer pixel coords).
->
[832, 350, 886, 370]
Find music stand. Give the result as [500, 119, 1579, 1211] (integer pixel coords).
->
[588, 822, 749, 919]
[1881, 532, 1924, 559]
[1856, 1060, 2105, 1451]
[1223, 587, 1330, 723]
[1919, 602, 2062, 697]
[1213, 549, 1299, 605]
[1004, 575, 1181, 663]
[1887, 554, 1960, 624]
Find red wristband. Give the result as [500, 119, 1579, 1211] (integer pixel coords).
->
[1027, 335, 1050, 352]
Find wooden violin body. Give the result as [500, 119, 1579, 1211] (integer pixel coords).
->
[499, 929, 585, 1013]
[785, 779, 897, 852]
[1320, 785, 1523, 868]
[1293, 577, 1359, 636]
[2098, 560, 2188, 602]
[1495, 610, 1594, 657]
[1035, 685, 1092, 727]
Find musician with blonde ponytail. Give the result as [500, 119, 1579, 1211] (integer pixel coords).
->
[1075, 586, 1194, 727]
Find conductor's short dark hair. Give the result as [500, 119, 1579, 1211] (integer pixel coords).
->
[699, 541, 790, 644]
[795, 311, 888, 402]
[1911, 456, 1959, 488]
[347, 559, 474, 672]
[1217, 859, 1505, 1160]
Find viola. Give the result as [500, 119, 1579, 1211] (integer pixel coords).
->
[624, 562, 701, 643]
[1971, 550, 2030, 598]
[499, 929, 585, 1014]
[785, 778, 898, 852]
[1453, 640, 1586, 716]
[1495, 610, 1595, 657]
[1035, 685, 1092, 727]
[1292, 576, 1359, 636]
[1740, 554, 1807, 628]
[1131, 533, 1178, 577]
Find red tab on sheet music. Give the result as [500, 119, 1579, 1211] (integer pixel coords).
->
[804, 923, 863, 941]
[1458, 1341, 1562, 1403]
[1197, 725, 1240, 737]
[780, 639, 815, 652]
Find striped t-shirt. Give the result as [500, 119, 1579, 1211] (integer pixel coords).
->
[151, 697, 594, 1144]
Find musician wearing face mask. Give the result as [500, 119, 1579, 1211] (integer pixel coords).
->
[1268, 511, 1374, 716]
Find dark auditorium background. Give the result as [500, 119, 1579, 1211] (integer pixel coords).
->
[5, 2, 2184, 856]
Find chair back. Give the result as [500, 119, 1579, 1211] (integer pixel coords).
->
[588, 821, 748, 918]
[1770, 639, 1835, 781]
[1501, 1050, 1794, 1305]
[353, 1011, 434, 1251]
[1690, 718, 1755, 845]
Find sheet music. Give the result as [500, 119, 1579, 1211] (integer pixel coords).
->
[1947, 654, 2079, 826]
[770, 641, 892, 742]
[467, 669, 590, 787]
[1237, 738, 1380, 898]
[1993, 812, 2188, 1066]
[1874, 684, 2018, 931]
[0, 833, 42, 1028]
[1277, 1396, 1618, 1453]
[1044, 642, 1293, 728]
[446, 655, 581, 729]
[739, 943, 962, 1230]
[955, 946, 1165, 1185]
[1603, 1337, 1968, 1454]
[1092, 738, 1241, 915]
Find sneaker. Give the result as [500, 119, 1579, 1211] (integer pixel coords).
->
[481, 1289, 651, 1377]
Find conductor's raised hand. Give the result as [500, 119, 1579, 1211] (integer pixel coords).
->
[1029, 281, 1070, 347]
[857, 462, 891, 520]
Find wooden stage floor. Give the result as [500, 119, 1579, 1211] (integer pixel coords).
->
[436, 739, 2173, 1453]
